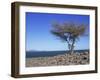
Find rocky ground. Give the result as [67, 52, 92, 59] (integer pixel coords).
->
[26, 52, 89, 67]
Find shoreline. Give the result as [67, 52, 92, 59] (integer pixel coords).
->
[26, 51, 89, 67]
[26, 49, 89, 58]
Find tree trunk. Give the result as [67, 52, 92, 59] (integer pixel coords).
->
[70, 38, 75, 54]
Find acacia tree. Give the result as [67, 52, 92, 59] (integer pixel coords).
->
[51, 22, 86, 54]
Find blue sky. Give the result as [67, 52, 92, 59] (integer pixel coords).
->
[26, 12, 89, 51]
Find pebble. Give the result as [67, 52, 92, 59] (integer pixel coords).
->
[26, 52, 89, 67]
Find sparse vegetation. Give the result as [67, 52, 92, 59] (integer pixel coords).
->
[51, 22, 86, 54]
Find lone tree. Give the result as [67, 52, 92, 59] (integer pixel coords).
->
[51, 22, 86, 54]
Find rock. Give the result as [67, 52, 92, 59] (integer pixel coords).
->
[26, 51, 89, 67]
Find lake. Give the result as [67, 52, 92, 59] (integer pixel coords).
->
[26, 49, 89, 58]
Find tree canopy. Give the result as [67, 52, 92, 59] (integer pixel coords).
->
[51, 22, 87, 54]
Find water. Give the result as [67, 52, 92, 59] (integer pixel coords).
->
[26, 49, 89, 58]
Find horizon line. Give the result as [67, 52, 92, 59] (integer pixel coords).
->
[26, 49, 89, 52]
